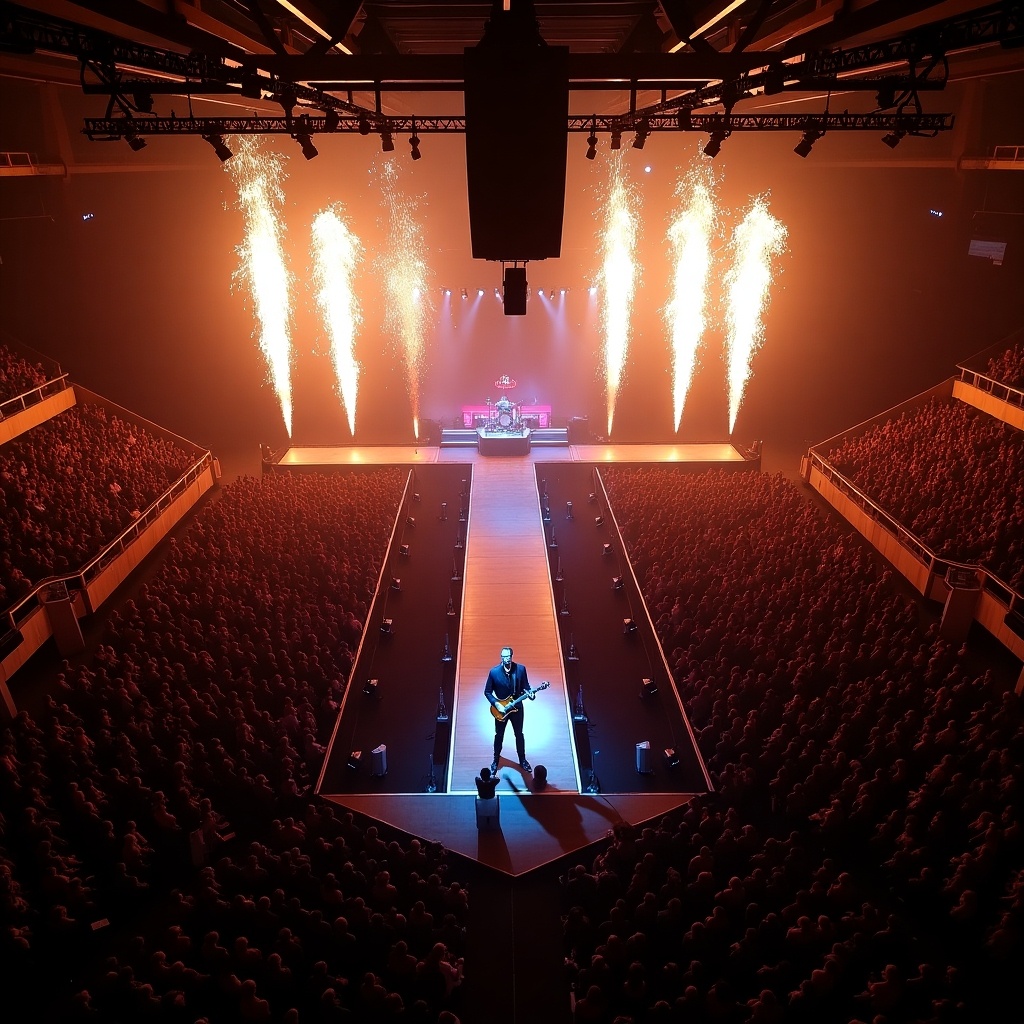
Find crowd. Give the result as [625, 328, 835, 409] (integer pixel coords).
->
[982, 340, 1024, 390]
[824, 398, 1024, 592]
[0, 403, 198, 608]
[0, 342, 52, 405]
[563, 466, 1024, 1023]
[1, 469, 469, 1022]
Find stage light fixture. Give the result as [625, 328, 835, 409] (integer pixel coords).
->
[240, 73, 263, 99]
[379, 619, 393, 636]
[324, 108, 340, 132]
[703, 130, 728, 159]
[876, 85, 897, 110]
[294, 133, 318, 160]
[409, 131, 421, 161]
[363, 677, 380, 695]
[461, 288, 468, 299]
[347, 750, 363, 770]
[586, 131, 598, 160]
[358, 114, 371, 135]
[202, 133, 233, 162]
[793, 128, 823, 158]
[610, 128, 622, 150]
[381, 130, 395, 153]
[641, 677, 659, 697]
[495, 288, 502, 299]
[881, 129, 906, 149]
[612, 576, 624, 591]
[633, 120, 650, 150]
[677, 108, 692, 130]
[124, 132, 146, 152]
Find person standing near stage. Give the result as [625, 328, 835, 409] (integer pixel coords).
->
[484, 645, 534, 774]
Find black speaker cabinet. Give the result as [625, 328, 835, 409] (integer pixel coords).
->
[464, 40, 569, 261]
[503, 266, 528, 315]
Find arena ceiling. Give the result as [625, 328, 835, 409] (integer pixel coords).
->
[2, 1, 1022, 128]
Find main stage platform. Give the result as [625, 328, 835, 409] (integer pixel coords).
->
[271, 441, 750, 468]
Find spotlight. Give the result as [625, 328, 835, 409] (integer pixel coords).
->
[324, 108, 340, 132]
[294, 133, 318, 160]
[881, 129, 905, 149]
[663, 747, 680, 767]
[623, 617, 637, 634]
[202, 133, 233, 162]
[549, 290, 556, 300]
[703, 130, 728, 159]
[793, 128, 823, 158]
[379, 619, 393, 636]
[461, 288, 468, 299]
[381, 130, 395, 153]
[363, 677, 380, 695]
[632, 120, 650, 150]
[409, 133, 421, 161]
[586, 132, 598, 160]
[641, 677, 659, 697]
[358, 114, 372, 135]
[478, 288, 485, 297]
[124, 132, 146, 152]
[390, 576, 401, 591]
[612, 576, 624, 591]
[610, 128, 622, 150]
[347, 750, 364, 770]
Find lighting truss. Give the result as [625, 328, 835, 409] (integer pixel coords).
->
[83, 112, 955, 141]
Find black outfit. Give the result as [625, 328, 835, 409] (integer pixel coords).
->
[484, 659, 531, 765]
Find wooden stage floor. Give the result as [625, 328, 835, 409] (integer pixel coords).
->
[299, 443, 733, 873]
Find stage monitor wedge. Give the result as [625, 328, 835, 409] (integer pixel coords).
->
[464, 29, 568, 262]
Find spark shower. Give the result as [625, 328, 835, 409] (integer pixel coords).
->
[230, 138, 787, 439]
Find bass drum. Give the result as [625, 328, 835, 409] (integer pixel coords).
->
[497, 411, 514, 429]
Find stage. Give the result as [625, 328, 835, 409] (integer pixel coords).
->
[271, 441, 750, 467]
[299, 441, 750, 872]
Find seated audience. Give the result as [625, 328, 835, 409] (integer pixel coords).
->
[825, 397, 1024, 590]
[0, 403, 197, 607]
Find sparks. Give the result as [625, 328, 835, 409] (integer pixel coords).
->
[311, 206, 363, 436]
[665, 165, 717, 432]
[599, 156, 639, 436]
[378, 160, 430, 438]
[227, 136, 294, 436]
[723, 196, 787, 434]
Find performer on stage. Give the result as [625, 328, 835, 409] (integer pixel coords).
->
[484, 645, 534, 774]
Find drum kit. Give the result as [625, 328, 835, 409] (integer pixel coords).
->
[488, 395, 523, 433]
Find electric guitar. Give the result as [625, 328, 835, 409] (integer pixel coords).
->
[490, 681, 550, 722]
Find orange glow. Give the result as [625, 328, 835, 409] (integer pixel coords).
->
[724, 196, 787, 433]
[228, 136, 294, 436]
[379, 160, 430, 439]
[665, 166, 717, 431]
[311, 206, 363, 436]
[600, 156, 639, 436]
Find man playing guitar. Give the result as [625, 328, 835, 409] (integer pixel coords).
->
[484, 645, 545, 775]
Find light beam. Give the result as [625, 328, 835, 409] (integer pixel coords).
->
[311, 206, 363, 436]
[228, 136, 294, 435]
[723, 196, 787, 433]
